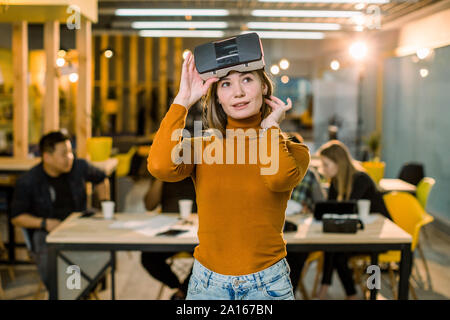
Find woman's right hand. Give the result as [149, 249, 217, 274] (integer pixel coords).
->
[173, 51, 219, 110]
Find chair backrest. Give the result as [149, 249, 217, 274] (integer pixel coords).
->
[383, 192, 429, 251]
[114, 146, 138, 177]
[416, 177, 435, 210]
[397, 163, 425, 186]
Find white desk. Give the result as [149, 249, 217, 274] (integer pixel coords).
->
[379, 178, 416, 193]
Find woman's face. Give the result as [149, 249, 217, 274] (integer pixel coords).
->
[320, 155, 339, 179]
[216, 71, 267, 120]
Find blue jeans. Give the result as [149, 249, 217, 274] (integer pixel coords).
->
[186, 258, 295, 300]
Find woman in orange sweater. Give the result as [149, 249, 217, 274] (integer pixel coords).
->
[147, 51, 310, 300]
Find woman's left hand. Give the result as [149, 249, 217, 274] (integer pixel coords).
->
[261, 96, 292, 129]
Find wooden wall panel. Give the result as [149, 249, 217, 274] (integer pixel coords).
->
[43, 20, 60, 134]
[129, 35, 138, 133]
[76, 20, 92, 158]
[12, 21, 28, 159]
[115, 34, 124, 133]
[158, 37, 168, 123]
[144, 37, 153, 135]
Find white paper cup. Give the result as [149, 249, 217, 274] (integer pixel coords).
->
[179, 199, 193, 220]
[357, 199, 371, 221]
[101, 201, 115, 220]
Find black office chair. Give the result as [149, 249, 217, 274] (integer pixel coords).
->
[397, 163, 425, 186]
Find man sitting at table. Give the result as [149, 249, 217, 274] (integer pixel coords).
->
[11, 130, 110, 290]
[141, 175, 197, 300]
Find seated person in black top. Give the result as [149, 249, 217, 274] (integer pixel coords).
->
[11, 131, 110, 290]
[316, 140, 391, 300]
[141, 176, 197, 300]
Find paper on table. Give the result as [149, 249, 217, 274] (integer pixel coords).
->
[109, 215, 179, 231]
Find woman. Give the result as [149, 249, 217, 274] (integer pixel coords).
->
[147, 51, 310, 300]
[316, 140, 391, 300]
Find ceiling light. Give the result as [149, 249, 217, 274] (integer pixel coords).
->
[139, 30, 225, 38]
[416, 48, 430, 60]
[69, 73, 79, 83]
[242, 31, 324, 39]
[258, 0, 388, 3]
[352, 15, 366, 26]
[115, 9, 229, 16]
[330, 60, 340, 70]
[246, 22, 341, 31]
[281, 75, 289, 84]
[270, 65, 280, 75]
[419, 68, 429, 78]
[56, 57, 65, 67]
[349, 41, 368, 60]
[104, 49, 114, 59]
[251, 10, 362, 18]
[132, 21, 228, 29]
[279, 59, 290, 70]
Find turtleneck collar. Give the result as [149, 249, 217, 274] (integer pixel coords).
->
[226, 112, 262, 130]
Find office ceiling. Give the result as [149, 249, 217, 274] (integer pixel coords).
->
[95, 0, 442, 38]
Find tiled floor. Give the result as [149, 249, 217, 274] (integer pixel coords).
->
[1, 177, 449, 300]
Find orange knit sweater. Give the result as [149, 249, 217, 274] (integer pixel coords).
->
[148, 104, 310, 275]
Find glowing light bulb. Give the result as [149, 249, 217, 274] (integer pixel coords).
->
[69, 73, 79, 83]
[270, 65, 280, 75]
[330, 60, 340, 71]
[56, 58, 65, 67]
[279, 59, 290, 70]
[349, 42, 368, 60]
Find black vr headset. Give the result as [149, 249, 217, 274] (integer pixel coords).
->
[194, 32, 265, 81]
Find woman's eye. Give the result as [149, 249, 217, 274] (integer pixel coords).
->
[220, 82, 230, 88]
[243, 77, 252, 83]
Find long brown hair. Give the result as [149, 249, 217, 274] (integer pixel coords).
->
[318, 140, 364, 201]
[201, 69, 274, 135]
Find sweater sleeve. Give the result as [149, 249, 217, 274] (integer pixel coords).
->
[147, 104, 195, 182]
[258, 127, 310, 192]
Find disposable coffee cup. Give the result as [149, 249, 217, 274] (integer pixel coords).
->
[357, 199, 370, 222]
[179, 199, 193, 220]
[101, 201, 115, 220]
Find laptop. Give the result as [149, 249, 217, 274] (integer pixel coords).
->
[313, 201, 357, 221]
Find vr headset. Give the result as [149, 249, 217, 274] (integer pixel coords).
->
[194, 32, 265, 80]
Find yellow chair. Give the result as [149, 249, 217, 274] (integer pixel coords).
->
[416, 177, 435, 210]
[362, 161, 385, 185]
[414, 176, 435, 247]
[356, 192, 434, 299]
[297, 251, 323, 300]
[114, 146, 137, 177]
[87, 137, 113, 161]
